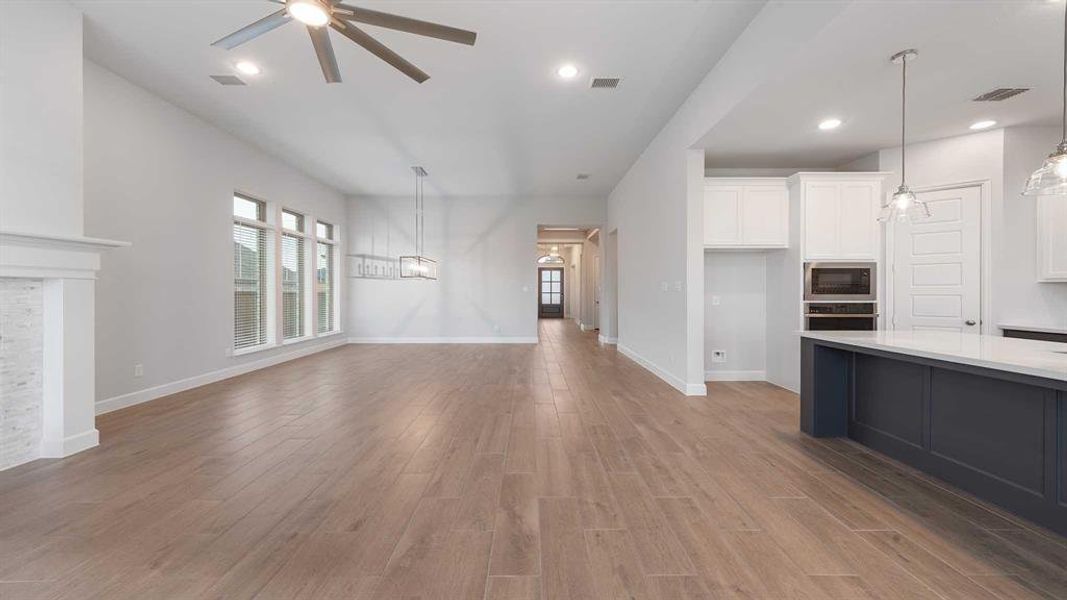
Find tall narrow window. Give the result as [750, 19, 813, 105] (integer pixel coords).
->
[281, 209, 306, 339]
[233, 195, 270, 350]
[316, 221, 336, 334]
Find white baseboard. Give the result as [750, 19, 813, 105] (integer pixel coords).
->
[96, 338, 347, 415]
[705, 370, 767, 382]
[40, 428, 99, 458]
[617, 343, 706, 397]
[598, 334, 617, 345]
[348, 336, 538, 344]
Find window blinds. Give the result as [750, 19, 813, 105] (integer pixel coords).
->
[233, 220, 269, 349]
[317, 240, 334, 333]
[281, 232, 305, 339]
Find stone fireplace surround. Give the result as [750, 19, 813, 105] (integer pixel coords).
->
[0, 229, 127, 470]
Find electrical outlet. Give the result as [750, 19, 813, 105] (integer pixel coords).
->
[660, 281, 669, 292]
[710, 295, 721, 306]
[133, 363, 143, 377]
[711, 350, 727, 364]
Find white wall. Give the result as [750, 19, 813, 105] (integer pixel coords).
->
[876, 127, 1067, 330]
[0, 1, 84, 236]
[83, 62, 348, 409]
[566, 244, 581, 320]
[580, 235, 600, 330]
[1002, 127, 1067, 327]
[347, 195, 604, 341]
[704, 252, 766, 380]
[606, 2, 846, 395]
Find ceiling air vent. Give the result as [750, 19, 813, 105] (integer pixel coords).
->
[576, 173, 591, 180]
[590, 77, 622, 89]
[972, 88, 1029, 102]
[210, 74, 246, 86]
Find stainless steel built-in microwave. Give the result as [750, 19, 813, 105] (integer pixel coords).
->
[804, 262, 877, 302]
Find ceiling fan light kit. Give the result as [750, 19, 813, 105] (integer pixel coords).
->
[400, 167, 438, 281]
[211, 0, 477, 84]
[1023, 1, 1067, 195]
[879, 48, 931, 223]
[288, 0, 330, 27]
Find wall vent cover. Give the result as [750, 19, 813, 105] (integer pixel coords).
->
[210, 74, 247, 86]
[576, 173, 591, 180]
[972, 88, 1029, 102]
[590, 77, 622, 89]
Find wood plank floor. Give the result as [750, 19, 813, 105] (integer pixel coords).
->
[2, 319, 1066, 599]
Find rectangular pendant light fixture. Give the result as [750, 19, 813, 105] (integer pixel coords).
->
[399, 166, 438, 279]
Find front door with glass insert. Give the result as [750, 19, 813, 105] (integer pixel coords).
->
[538, 267, 564, 318]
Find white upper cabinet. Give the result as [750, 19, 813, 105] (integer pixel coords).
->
[1037, 196, 1067, 282]
[792, 174, 884, 261]
[703, 179, 788, 248]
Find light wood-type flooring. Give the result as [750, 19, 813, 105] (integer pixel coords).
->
[2, 319, 1066, 599]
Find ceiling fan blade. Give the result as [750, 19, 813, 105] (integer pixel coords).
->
[211, 9, 290, 50]
[330, 21, 429, 83]
[308, 26, 342, 83]
[334, 4, 476, 46]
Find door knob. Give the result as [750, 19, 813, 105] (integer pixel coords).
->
[965, 320, 977, 326]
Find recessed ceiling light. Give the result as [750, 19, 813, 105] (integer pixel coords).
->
[287, 0, 330, 27]
[235, 61, 261, 76]
[970, 120, 997, 130]
[557, 64, 579, 79]
[818, 118, 843, 131]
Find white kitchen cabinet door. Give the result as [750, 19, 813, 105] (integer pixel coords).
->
[802, 180, 880, 260]
[704, 186, 743, 246]
[838, 183, 879, 259]
[1037, 196, 1067, 282]
[741, 187, 788, 246]
[803, 183, 839, 259]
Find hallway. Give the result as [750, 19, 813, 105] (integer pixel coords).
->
[1, 320, 1065, 599]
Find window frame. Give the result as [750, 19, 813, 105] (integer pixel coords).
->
[231, 192, 341, 357]
[232, 193, 275, 354]
[279, 207, 310, 343]
[315, 219, 339, 336]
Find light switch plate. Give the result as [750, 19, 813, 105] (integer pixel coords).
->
[711, 295, 721, 306]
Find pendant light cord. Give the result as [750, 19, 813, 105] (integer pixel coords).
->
[419, 172, 424, 258]
[900, 54, 907, 187]
[1054, 1, 1062, 143]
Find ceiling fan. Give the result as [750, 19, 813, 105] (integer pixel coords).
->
[211, 0, 477, 84]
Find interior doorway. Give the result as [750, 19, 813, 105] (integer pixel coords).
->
[886, 183, 987, 333]
[538, 267, 564, 318]
[536, 225, 600, 327]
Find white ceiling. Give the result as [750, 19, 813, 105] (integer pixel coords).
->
[74, 0, 764, 197]
[700, 1, 1064, 169]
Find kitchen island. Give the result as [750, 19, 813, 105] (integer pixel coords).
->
[800, 330, 1067, 536]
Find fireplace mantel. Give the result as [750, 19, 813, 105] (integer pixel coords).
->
[0, 229, 129, 468]
[0, 229, 129, 279]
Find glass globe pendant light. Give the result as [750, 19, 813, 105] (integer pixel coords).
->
[1023, 2, 1067, 196]
[879, 49, 930, 223]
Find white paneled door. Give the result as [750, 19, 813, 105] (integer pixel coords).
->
[892, 185, 981, 332]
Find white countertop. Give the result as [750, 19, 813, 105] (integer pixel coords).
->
[998, 323, 1067, 336]
[800, 330, 1067, 383]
